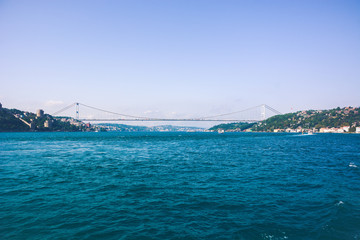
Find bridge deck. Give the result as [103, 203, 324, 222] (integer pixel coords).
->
[78, 119, 258, 122]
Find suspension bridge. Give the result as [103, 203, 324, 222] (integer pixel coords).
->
[52, 103, 282, 123]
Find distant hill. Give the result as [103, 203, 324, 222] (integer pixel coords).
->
[95, 123, 149, 132]
[95, 123, 205, 132]
[209, 122, 255, 132]
[0, 105, 93, 132]
[210, 106, 360, 132]
[253, 106, 360, 132]
[0, 108, 29, 132]
[150, 125, 204, 132]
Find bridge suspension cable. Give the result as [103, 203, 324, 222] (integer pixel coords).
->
[52, 102, 281, 121]
[265, 104, 282, 115]
[52, 103, 76, 116]
[53, 102, 150, 119]
[79, 103, 150, 119]
[196, 104, 265, 119]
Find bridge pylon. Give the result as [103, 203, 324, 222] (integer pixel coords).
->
[76, 103, 79, 120]
[261, 104, 266, 121]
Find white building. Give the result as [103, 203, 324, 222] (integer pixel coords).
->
[286, 128, 296, 133]
[341, 126, 350, 132]
[44, 120, 52, 128]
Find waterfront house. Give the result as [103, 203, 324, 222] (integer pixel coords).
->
[341, 126, 350, 132]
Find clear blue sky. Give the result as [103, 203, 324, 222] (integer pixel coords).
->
[1, 0, 359, 125]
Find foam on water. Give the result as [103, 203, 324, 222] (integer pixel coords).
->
[349, 162, 358, 168]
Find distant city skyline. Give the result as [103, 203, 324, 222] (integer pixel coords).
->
[1, 0, 359, 127]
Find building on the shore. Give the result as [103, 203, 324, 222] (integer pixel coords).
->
[37, 109, 44, 118]
[285, 128, 296, 133]
[44, 120, 52, 128]
[320, 128, 329, 133]
[318, 126, 353, 133]
[341, 126, 350, 132]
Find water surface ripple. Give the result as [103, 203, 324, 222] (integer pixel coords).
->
[1, 132, 360, 239]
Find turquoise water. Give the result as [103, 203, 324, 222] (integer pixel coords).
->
[1, 132, 360, 239]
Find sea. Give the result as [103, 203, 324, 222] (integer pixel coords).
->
[1, 132, 360, 240]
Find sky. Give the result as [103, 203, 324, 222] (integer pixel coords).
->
[1, 0, 359, 126]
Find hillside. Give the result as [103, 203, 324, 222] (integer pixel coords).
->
[0, 105, 94, 132]
[0, 108, 29, 132]
[254, 106, 360, 132]
[209, 122, 255, 132]
[95, 123, 149, 132]
[210, 106, 360, 133]
[95, 123, 205, 132]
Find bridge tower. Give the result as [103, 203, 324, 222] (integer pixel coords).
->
[76, 103, 79, 119]
[261, 104, 266, 120]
